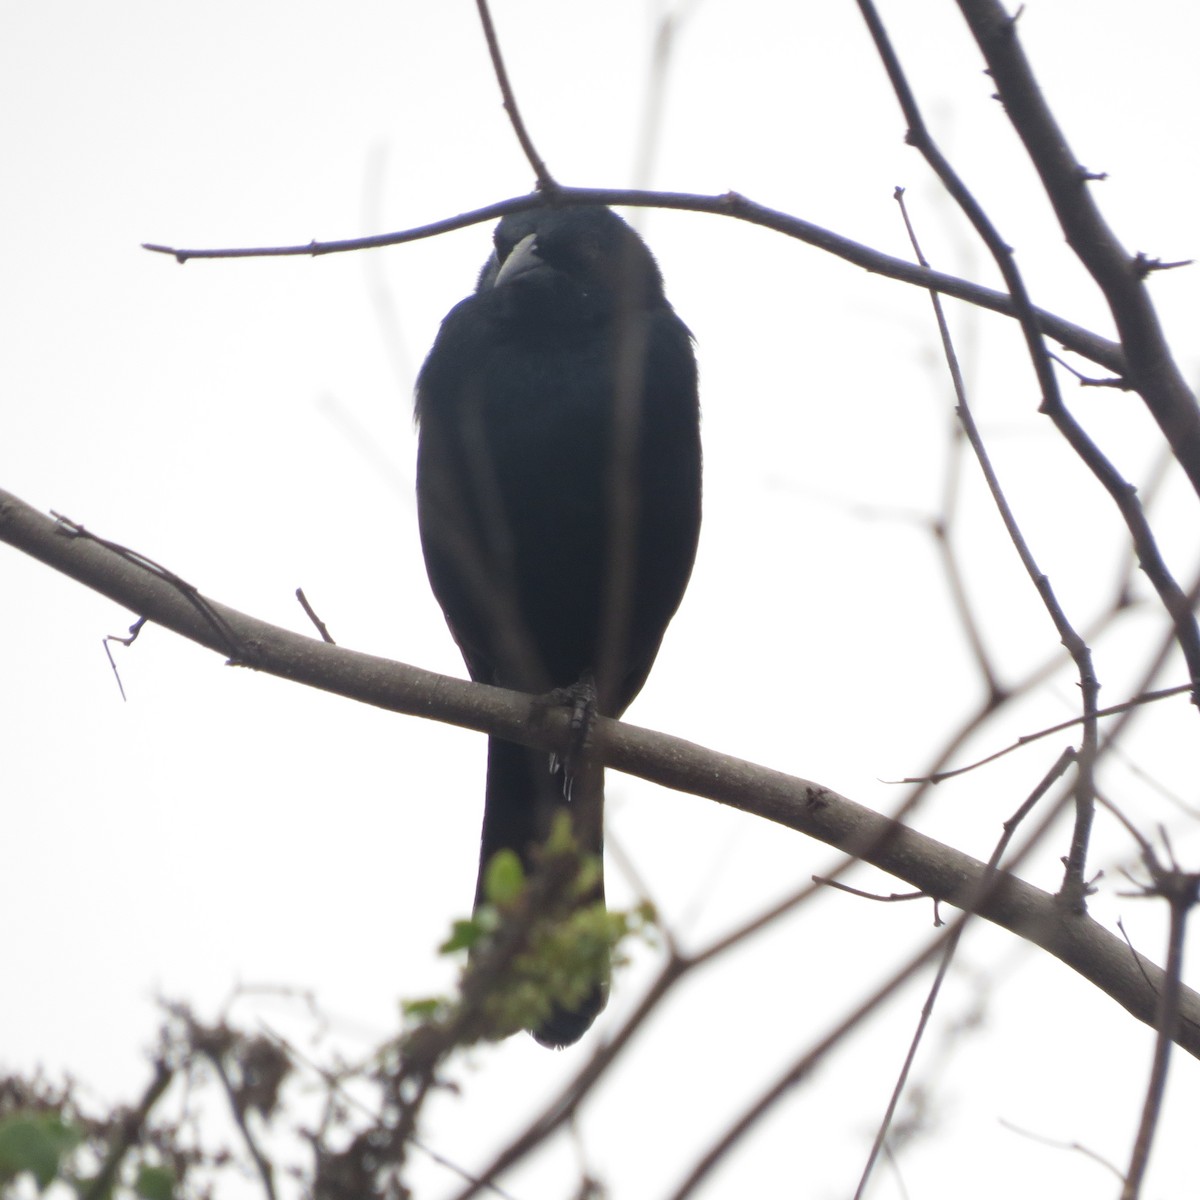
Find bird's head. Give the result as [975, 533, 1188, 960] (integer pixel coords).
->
[477, 205, 668, 324]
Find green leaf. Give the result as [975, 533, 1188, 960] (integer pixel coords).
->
[72, 1174, 112, 1200]
[543, 810, 577, 855]
[0, 1111, 81, 1188]
[135, 1162, 176, 1200]
[401, 997, 446, 1021]
[439, 917, 484, 954]
[482, 850, 526, 906]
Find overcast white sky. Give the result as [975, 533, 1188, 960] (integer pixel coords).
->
[3, 2, 1200, 1198]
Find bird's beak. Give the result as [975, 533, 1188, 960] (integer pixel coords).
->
[493, 233, 542, 287]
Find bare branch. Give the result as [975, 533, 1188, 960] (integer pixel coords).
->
[202, 1046, 278, 1200]
[473, 0, 556, 190]
[295, 587, 335, 644]
[813, 878, 928, 907]
[1121, 861, 1200, 1199]
[852, 748, 1075, 1200]
[1049, 351, 1127, 389]
[998, 1118, 1125, 1183]
[447, 871, 834, 1199]
[956, 0, 1200, 503]
[140, 187, 1126, 375]
[863, 29, 1101, 903]
[897, 682, 1197, 785]
[3, 485, 1199, 1059]
[668, 755, 1074, 1200]
[80, 1060, 174, 1200]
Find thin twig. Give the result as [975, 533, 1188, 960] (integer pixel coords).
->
[668, 765, 1079, 1200]
[103, 615, 147, 701]
[1044, 397, 1200, 707]
[446, 869, 835, 1200]
[1121, 861, 1200, 1199]
[1115, 918, 1157, 995]
[203, 1049, 278, 1200]
[861, 2, 1100, 908]
[473, 0, 556, 190]
[604, 823, 681, 959]
[998, 1118, 1125, 1184]
[81, 1060, 174, 1200]
[296, 588, 335, 644]
[894, 683, 1196, 785]
[138, 187, 1126, 375]
[51, 511, 246, 664]
[922, 230, 1005, 700]
[955, 0, 1200, 504]
[1049, 351, 1126, 389]
[948, 3, 1200, 704]
[457, 795, 1008, 1200]
[931, 506, 1004, 703]
[852, 747, 1075, 1200]
[257, 1021, 520, 1200]
[895, 473, 1161, 805]
[813, 878, 928, 907]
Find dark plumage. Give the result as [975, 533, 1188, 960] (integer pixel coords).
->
[415, 205, 701, 1046]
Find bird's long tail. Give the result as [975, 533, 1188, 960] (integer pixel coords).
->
[477, 736, 608, 1047]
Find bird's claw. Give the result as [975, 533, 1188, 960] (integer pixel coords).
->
[539, 674, 598, 798]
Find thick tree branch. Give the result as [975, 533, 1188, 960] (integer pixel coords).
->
[3, 485, 1198, 1057]
[956, 0, 1200, 501]
[866, 0, 1200, 710]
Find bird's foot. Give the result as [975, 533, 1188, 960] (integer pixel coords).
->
[537, 673, 598, 799]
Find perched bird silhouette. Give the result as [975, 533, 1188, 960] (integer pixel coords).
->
[415, 204, 701, 1046]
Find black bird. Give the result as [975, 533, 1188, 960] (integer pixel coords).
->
[415, 205, 701, 1046]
